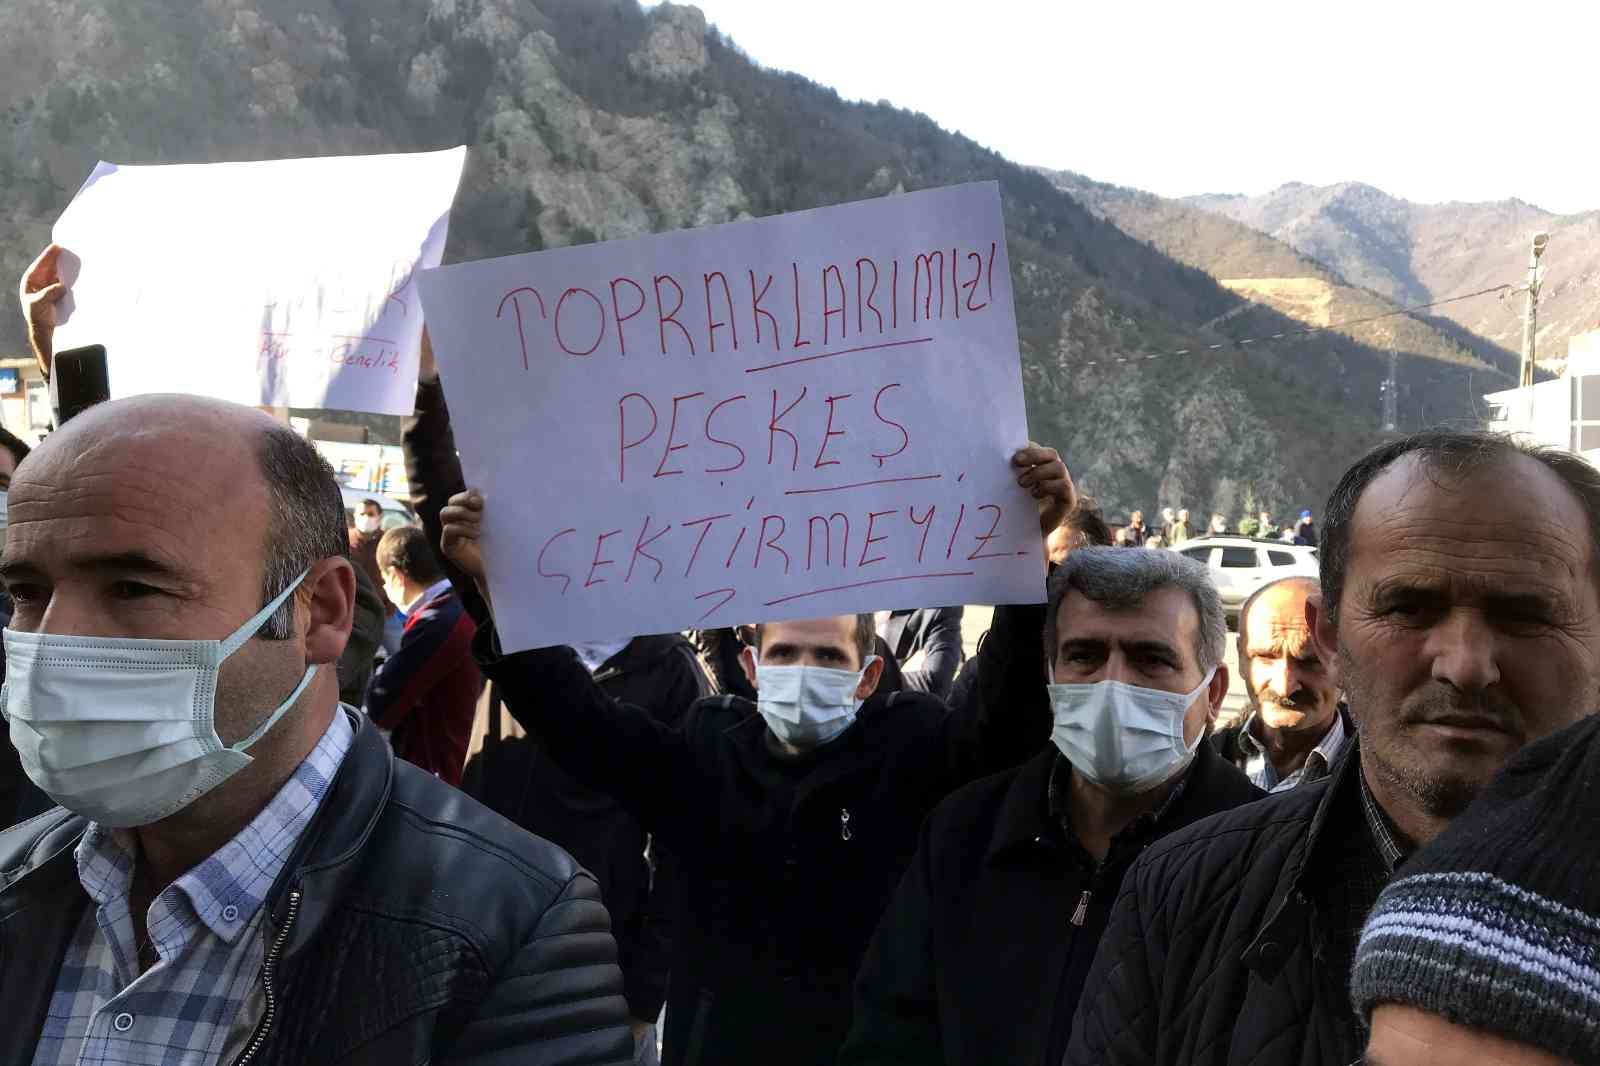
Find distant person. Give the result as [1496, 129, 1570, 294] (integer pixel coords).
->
[1213, 577, 1351, 792]
[1293, 509, 1319, 546]
[366, 525, 482, 786]
[1170, 508, 1192, 545]
[1353, 714, 1600, 1066]
[841, 549, 1260, 1066]
[1144, 533, 1166, 549]
[1046, 501, 1114, 565]
[1114, 527, 1134, 547]
[877, 607, 965, 699]
[1256, 509, 1276, 538]
[1209, 512, 1229, 535]
[349, 497, 401, 653]
[1159, 506, 1177, 541]
[1124, 510, 1148, 546]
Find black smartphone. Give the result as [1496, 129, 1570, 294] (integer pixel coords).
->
[53, 344, 110, 425]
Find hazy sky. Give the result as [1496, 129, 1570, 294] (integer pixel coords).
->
[662, 1, 1598, 215]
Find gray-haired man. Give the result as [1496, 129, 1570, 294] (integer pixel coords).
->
[841, 548, 1262, 1066]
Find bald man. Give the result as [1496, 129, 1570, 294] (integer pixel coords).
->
[0, 395, 630, 1066]
[1213, 576, 1350, 791]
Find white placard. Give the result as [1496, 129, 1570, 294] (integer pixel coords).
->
[50, 147, 466, 415]
[418, 182, 1042, 651]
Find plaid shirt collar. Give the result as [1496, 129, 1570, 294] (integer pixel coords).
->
[1238, 705, 1349, 791]
[1356, 758, 1410, 873]
[74, 708, 355, 953]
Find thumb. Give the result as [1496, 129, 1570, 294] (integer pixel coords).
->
[29, 281, 67, 307]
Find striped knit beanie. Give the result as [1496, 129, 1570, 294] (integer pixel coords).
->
[1350, 713, 1600, 1061]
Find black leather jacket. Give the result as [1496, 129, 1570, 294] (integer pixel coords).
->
[0, 710, 633, 1066]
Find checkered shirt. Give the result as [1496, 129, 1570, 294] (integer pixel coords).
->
[1238, 707, 1349, 793]
[31, 708, 354, 1066]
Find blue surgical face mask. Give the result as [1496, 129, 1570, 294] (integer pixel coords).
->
[1047, 667, 1216, 795]
[2, 571, 317, 827]
[754, 656, 879, 749]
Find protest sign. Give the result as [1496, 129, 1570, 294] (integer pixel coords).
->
[50, 147, 466, 415]
[417, 182, 1042, 651]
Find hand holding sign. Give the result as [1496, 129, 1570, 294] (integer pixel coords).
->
[441, 444, 1074, 625]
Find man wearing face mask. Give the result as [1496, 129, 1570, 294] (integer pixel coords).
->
[0, 395, 632, 1066]
[841, 548, 1261, 1066]
[435, 445, 1075, 1066]
[364, 525, 481, 786]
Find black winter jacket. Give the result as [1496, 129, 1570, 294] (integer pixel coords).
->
[841, 734, 1261, 1066]
[473, 615, 1047, 1066]
[1066, 743, 1371, 1066]
[462, 633, 709, 1020]
[0, 710, 632, 1066]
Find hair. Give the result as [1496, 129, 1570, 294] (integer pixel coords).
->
[1236, 575, 1319, 655]
[377, 525, 444, 585]
[359, 497, 383, 513]
[256, 424, 349, 640]
[1065, 498, 1114, 549]
[753, 614, 876, 666]
[1321, 429, 1600, 621]
[0, 426, 30, 470]
[1043, 545, 1227, 673]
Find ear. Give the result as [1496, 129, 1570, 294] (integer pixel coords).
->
[302, 556, 356, 667]
[1205, 662, 1229, 724]
[1306, 592, 1337, 669]
[739, 644, 759, 691]
[855, 655, 885, 700]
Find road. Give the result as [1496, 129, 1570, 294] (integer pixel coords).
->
[958, 606, 1251, 728]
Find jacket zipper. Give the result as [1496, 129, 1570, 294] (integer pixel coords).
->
[231, 888, 301, 1066]
[839, 808, 852, 841]
[1069, 889, 1091, 926]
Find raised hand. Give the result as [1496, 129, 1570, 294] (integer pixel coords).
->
[1012, 443, 1076, 539]
[19, 244, 69, 379]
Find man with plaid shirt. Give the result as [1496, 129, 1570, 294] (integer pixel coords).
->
[0, 392, 632, 1066]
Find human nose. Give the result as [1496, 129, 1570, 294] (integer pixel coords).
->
[1427, 609, 1501, 696]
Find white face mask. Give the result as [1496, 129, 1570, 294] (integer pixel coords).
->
[382, 569, 409, 613]
[1047, 667, 1216, 795]
[754, 657, 878, 749]
[355, 514, 381, 535]
[2, 570, 318, 827]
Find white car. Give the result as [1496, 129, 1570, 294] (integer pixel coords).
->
[1174, 536, 1319, 622]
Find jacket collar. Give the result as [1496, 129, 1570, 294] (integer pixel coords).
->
[984, 748, 1061, 864]
[263, 707, 394, 960]
[1240, 737, 1363, 978]
[985, 741, 1253, 866]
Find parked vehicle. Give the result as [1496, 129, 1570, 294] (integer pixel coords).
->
[1174, 536, 1319, 622]
[339, 487, 416, 531]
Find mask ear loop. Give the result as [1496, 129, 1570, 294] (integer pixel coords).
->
[219, 566, 317, 753]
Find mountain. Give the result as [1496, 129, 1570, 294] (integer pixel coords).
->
[1039, 169, 1515, 378]
[1188, 183, 1600, 370]
[0, 0, 1492, 518]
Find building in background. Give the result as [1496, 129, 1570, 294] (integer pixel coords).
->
[1486, 329, 1600, 457]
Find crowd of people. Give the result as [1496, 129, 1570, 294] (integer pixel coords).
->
[2, 240, 1598, 1066]
[1114, 504, 1321, 549]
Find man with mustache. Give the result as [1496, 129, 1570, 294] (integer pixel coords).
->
[1213, 577, 1352, 792]
[1067, 430, 1600, 1066]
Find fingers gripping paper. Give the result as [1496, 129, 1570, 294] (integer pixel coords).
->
[417, 182, 1043, 652]
[50, 147, 466, 415]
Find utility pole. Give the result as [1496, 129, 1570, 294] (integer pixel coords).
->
[1519, 232, 1551, 389]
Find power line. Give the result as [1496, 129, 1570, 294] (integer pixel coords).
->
[1079, 283, 1514, 368]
